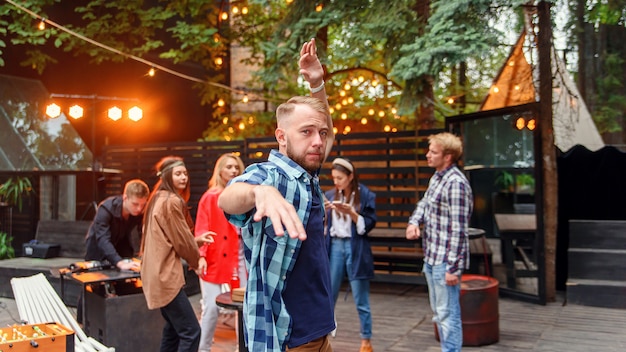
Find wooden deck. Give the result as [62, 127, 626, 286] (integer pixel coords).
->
[1, 281, 625, 351]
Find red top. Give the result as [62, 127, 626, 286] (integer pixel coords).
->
[194, 188, 240, 284]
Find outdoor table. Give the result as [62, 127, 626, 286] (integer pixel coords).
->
[216, 292, 245, 352]
[494, 214, 537, 288]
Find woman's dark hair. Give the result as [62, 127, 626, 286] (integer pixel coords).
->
[331, 157, 361, 209]
[143, 156, 189, 229]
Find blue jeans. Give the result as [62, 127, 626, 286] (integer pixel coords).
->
[159, 289, 201, 352]
[329, 237, 372, 339]
[423, 263, 462, 352]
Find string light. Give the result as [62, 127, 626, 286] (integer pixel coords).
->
[148, 67, 155, 77]
[241, 6, 248, 15]
[221, 12, 229, 21]
[360, 118, 367, 125]
[315, 4, 323, 12]
[341, 113, 347, 120]
[38, 19, 45, 30]
[4, 0, 275, 105]
[215, 57, 223, 66]
[242, 94, 249, 103]
[232, 6, 239, 14]
[217, 98, 225, 107]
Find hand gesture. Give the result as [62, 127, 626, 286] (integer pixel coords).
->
[299, 38, 324, 88]
[253, 185, 307, 241]
[196, 231, 215, 247]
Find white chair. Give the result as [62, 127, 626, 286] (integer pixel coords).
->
[11, 273, 115, 352]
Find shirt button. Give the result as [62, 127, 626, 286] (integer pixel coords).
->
[282, 275, 287, 280]
[224, 236, 227, 240]
[290, 249, 295, 254]
[223, 253, 227, 257]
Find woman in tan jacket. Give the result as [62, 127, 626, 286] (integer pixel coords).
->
[141, 155, 208, 352]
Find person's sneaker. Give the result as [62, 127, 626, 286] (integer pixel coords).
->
[330, 320, 337, 337]
[359, 339, 373, 352]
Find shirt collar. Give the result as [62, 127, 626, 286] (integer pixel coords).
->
[434, 164, 456, 179]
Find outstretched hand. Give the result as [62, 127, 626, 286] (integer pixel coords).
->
[299, 38, 324, 88]
[252, 185, 307, 241]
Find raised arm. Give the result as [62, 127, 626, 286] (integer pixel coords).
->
[299, 38, 334, 159]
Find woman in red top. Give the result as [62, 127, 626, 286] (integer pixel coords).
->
[195, 153, 246, 352]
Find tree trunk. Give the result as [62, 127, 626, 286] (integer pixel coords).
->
[538, 0, 557, 303]
[413, 0, 436, 131]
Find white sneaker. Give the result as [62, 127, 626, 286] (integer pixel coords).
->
[330, 320, 337, 338]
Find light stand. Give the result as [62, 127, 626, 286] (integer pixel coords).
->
[46, 94, 142, 219]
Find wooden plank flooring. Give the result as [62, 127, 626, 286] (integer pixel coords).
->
[1, 281, 625, 351]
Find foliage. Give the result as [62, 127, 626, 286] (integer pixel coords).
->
[0, 231, 15, 260]
[1, 0, 623, 139]
[495, 171, 515, 193]
[0, 176, 34, 212]
[516, 173, 535, 194]
[593, 53, 626, 133]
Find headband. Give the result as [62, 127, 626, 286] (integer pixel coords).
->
[156, 160, 185, 177]
[332, 158, 354, 173]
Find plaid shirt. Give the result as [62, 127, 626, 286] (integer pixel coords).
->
[225, 150, 325, 352]
[408, 164, 473, 275]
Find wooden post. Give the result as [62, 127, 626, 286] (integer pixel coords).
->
[537, 0, 557, 303]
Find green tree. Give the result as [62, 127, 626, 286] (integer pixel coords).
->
[6, 0, 619, 141]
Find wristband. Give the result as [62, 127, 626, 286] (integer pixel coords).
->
[309, 80, 325, 93]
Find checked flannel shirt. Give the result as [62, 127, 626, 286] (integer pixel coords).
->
[408, 164, 473, 276]
[225, 150, 326, 352]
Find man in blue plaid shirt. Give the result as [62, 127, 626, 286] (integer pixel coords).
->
[406, 132, 473, 352]
[219, 38, 336, 352]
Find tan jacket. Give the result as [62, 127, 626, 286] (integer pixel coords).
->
[141, 190, 200, 309]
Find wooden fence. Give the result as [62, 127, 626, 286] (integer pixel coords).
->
[101, 130, 440, 227]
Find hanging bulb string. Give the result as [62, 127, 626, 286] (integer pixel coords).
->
[4, 0, 276, 103]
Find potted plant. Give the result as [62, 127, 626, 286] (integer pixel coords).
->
[515, 173, 535, 194]
[0, 231, 15, 259]
[0, 176, 34, 212]
[494, 171, 515, 193]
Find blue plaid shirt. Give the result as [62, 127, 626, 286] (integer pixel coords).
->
[225, 150, 327, 352]
[408, 165, 473, 275]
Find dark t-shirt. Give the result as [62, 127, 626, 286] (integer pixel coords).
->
[283, 188, 335, 347]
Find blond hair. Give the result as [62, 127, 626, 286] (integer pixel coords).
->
[428, 132, 463, 162]
[276, 96, 328, 128]
[209, 153, 245, 189]
[123, 179, 149, 199]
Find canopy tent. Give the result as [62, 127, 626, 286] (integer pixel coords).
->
[480, 31, 605, 152]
